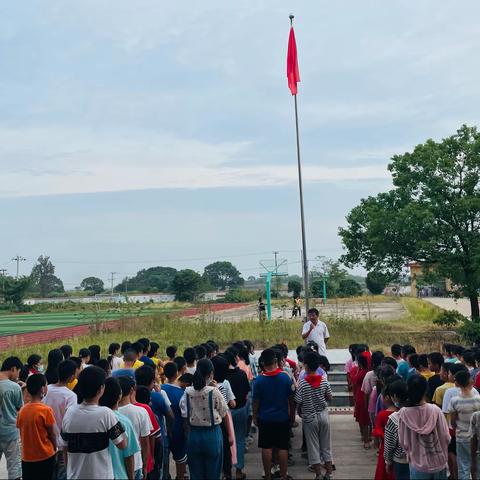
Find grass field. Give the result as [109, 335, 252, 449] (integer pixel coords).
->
[0, 307, 183, 336]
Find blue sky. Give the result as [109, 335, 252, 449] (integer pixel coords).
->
[1, 1, 480, 288]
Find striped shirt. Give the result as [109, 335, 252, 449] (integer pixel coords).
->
[384, 411, 407, 464]
[448, 392, 480, 440]
[294, 378, 332, 418]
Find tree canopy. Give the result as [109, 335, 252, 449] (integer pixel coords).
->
[80, 277, 104, 294]
[340, 125, 480, 318]
[171, 269, 204, 301]
[1, 276, 31, 310]
[287, 279, 302, 298]
[203, 261, 244, 291]
[115, 266, 178, 293]
[30, 255, 64, 297]
[366, 271, 389, 295]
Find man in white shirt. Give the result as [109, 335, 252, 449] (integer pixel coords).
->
[301, 308, 330, 357]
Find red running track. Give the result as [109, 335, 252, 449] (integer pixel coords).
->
[0, 303, 249, 351]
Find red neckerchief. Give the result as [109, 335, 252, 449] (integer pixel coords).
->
[304, 374, 322, 388]
[263, 368, 283, 377]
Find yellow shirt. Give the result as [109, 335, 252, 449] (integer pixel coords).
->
[432, 382, 454, 407]
[120, 359, 144, 370]
[420, 370, 435, 380]
[67, 378, 78, 391]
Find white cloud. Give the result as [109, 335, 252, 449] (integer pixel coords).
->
[0, 125, 389, 197]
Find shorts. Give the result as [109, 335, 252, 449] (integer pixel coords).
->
[258, 420, 290, 450]
[169, 433, 187, 463]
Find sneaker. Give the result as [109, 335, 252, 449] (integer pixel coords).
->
[250, 425, 258, 434]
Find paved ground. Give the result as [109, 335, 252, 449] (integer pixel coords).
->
[213, 300, 405, 323]
[0, 413, 375, 480]
[424, 296, 474, 317]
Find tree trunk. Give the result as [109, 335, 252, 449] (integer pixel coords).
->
[470, 294, 480, 321]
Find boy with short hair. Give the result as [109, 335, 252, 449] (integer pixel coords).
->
[427, 352, 445, 402]
[253, 348, 294, 480]
[61, 366, 127, 479]
[16, 374, 56, 480]
[162, 362, 188, 480]
[166, 345, 177, 362]
[113, 349, 137, 379]
[43, 359, 77, 479]
[118, 376, 153, 480]
[448, 369, 480, 479]
[100, 377, 140, 480]
[432, 363, 453, 408]
[183, 348, 196, 374]
[0, 356, 24, 480]
[294, 351, 333, 480]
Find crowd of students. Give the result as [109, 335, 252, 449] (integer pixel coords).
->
[0, 322, 335, 480]
[346, 342, 480, 480]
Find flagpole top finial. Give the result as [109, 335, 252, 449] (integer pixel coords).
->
[289, 14, 294, 24]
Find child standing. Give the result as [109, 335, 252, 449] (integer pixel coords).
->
[294, 351, 333, 480]
[383, 380, 409, 480]
[16, 374, 56, 480]
[352, 351, 372, 448]
[61, 366, 127, 480]
[99, 377, 140, 480]
[252, 348, 294, 480]
[398, 375, 450, 479]
[372, 379, 398, 480]
[448, 369, 480, 479]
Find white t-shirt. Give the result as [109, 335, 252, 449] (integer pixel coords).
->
[119, 403, 153, 471]
[111, 356, 122, 371]
[186, 366, 196, 375]
[43, 384, 77, 449]
[302, 320, 330, 356]
[62, 403, 125, 480]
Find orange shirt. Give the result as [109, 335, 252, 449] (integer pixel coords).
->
[16, 402, 56, 462]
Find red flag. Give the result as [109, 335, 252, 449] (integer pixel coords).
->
[287, 26, 300, 95]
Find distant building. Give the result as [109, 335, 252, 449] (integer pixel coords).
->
[408, 262, 452, 298]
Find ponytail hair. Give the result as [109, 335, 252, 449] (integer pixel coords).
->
[193, 358, 214, 391]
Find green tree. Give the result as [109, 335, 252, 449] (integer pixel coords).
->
[337, 278, 363, 297]
[30, 255, 64, 297]
[1, 276, 31, 310]
[340, 125, 480, 319]
[287, 279, 302, 298]
[172, 269, 203, 301]
[366, 271, 388, 295]
[80, 277, 105, 294]
[311, 257, 349, 297]
[203, 261, 244, 291]
[114, 266, 177, 293]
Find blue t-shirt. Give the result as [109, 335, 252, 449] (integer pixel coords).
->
[150, 390, 170, 439]
[161, 383, 184, 438]
[112, 368, 135, 380]
[252, 372, 293, 423]
[396, 359, 409, 380]
[140, 356, 156, 368]
[110, 410, 140, 480]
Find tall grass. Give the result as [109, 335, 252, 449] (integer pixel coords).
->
[1, 298, 457, 362]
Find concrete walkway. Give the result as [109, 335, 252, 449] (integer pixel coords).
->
[242, 413, 376, 479]
[424, 296, 473, 318]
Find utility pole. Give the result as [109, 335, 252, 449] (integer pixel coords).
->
[110, 272, 118, 296]
[273, 251, 280, 297]
[12, 256, 26, 279]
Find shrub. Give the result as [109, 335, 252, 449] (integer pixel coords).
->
[223, 289, 260, 303]
[459, 320, 480, 344]
[433, 309, 466, 328]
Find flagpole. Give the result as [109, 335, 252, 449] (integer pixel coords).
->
[289, 14, 310, 318]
